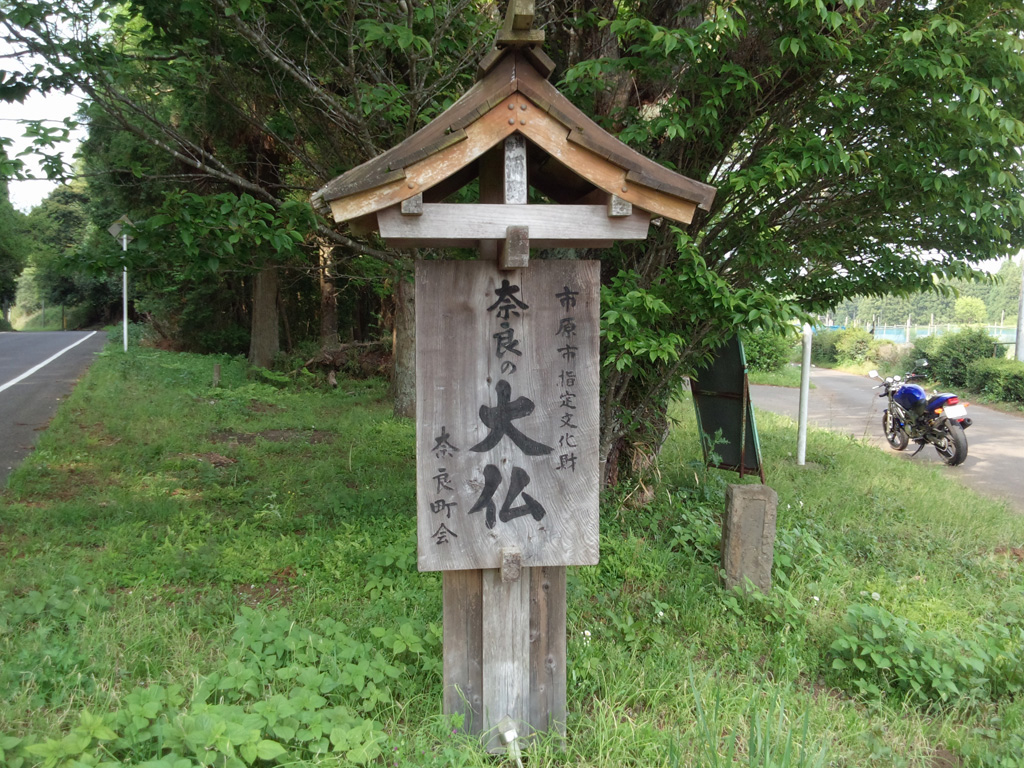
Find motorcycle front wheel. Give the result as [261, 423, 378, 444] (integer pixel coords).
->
[883, 409, 909, 451]
[934, 421, 968, 466]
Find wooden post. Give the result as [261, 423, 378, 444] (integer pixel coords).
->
[442, 570, 483, 732]
[439, 136, 569, 749]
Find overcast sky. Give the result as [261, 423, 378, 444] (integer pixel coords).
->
[1, 87, 86, 212]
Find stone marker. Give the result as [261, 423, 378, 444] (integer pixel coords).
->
[721, 484, 778, 594]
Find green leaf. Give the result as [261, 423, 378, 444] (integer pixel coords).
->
[255, 739, 287, 761]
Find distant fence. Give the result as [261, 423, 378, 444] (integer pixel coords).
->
[869, 325, 1017, 344]
[816, 323, 1018, 355]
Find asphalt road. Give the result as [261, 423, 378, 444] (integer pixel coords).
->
[0, 330, 108, 485]
[750, 366, 1024, 514]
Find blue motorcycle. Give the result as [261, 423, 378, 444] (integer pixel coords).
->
[869, 360, 971, 466]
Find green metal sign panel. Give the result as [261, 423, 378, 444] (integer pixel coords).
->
[690, 335, 765, 482]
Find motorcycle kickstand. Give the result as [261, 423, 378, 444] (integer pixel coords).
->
[910, 440, 927, 457]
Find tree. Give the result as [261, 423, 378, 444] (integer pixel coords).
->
[954, 296, 988, 325]
[15, 182, 122, 325]
[5, 1, 1024, 481]
[988, 258, 1023, 324]
[1, 0, 494, 373]
[0, 176, 26, 321]
[543, 0, 1024, 478]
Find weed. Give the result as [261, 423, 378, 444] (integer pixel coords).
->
[4, 344, 1024, 766]
[829, 602, 1024, 706]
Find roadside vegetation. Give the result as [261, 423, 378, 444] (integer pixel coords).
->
[1, 335, 1022, 767]
[810, 327, 1024, 411]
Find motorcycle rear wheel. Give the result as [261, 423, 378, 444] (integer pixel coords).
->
[883, 409, 909, 451]
[934, 421, 968, 466]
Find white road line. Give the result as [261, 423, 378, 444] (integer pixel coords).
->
[0, 331, 98, 394]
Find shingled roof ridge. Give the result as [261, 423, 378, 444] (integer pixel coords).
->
[312, 49, 716, 220]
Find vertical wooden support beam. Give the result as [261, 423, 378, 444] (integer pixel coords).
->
[442, 128, 565, 753]
[482, 569, 531, 752]
[443, 570, 483, 732]
[499, 134, 529, 270]
[510, 0, 535, 30]
[504, 134, 528, 204]
[529, 565, 566, 738]
[500, 225, 530, 270]
[478, 146, 503, 260]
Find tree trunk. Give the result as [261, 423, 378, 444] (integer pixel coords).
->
[392, 271, 416, 418]
[249, 265, 280, 368]
[319, 243, 340, 348]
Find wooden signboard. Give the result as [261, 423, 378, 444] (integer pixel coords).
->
[416, 259, 600, 572]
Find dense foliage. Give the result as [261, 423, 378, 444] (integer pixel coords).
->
[3, 0, 1024, 475]
[965, 357, 1024, 403]
[932, 327, 1000, 387]
[740, 329, 795, 373]
[0, 177, 25, 320]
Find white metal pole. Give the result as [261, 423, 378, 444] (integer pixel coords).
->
[1016, 255, 1024, 361]
[122, 233, 128, 352]
[797, 323, 812, 465]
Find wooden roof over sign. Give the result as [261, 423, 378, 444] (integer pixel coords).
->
[312, 12, 716, 232]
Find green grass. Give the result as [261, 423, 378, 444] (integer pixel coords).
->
[1, 337, 1023, 766]
[748, 364, 805, 388]
[10, 304, 94, 331]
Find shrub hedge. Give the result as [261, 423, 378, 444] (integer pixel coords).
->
[741, 329, 794, 372]
[811, 328, 839, 364]
[965, 357, 1024, 403]
[932, 328, 998, 388]
[834, 327, 873, 363]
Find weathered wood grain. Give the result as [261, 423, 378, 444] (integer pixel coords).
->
[416, 259, 600, 572]
[608, 194, 632, 217]
[519, 110, 700, 225]
[443, 570, 484, 732]
[510, 0, 535, 30]
[400, 193, 423, 215]
[529, 565, 566, 738]
[482, 568, 531, 752]
[505, 134, 528, 205]
[328, 98, 519, 223]
[378, 203, 650, 246]
[500, 225, 530, 270]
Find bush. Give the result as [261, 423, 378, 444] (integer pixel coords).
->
[932, 328, 998, 388]
[868, 340, 902, 366]
[0, 315, 12, 332]
[834, 327, 873, 363]
[965, 357, 1024, 403]
[741, 329, 794, 372]
[811, 328, 839, 364]
[830, 603, 1024, 706]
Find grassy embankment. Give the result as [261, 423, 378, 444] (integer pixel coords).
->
[1, 335, 1022, 766]
[9, 304, 95, 332]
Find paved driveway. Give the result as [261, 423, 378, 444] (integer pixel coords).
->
[750, 366, 1024, 514]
